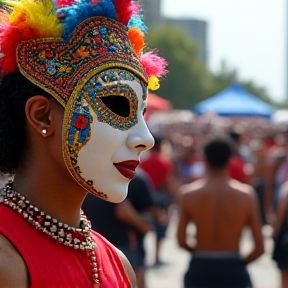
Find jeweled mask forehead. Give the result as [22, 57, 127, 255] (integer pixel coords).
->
[16, 16, 147, 107]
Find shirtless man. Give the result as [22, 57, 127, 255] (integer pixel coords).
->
[177, 138, 264, 288]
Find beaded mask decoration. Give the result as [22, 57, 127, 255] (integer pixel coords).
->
[0, 0, 167, 199]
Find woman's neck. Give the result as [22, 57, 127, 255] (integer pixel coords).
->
[13, 159, 87, 227]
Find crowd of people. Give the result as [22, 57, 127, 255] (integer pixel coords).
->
[150, 113, 288, 288]
[83, 112, 288, 288]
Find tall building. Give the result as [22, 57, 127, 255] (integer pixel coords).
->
[165, 18, 208, 65]
[140, 0, 208, 66]
[140, 0, 163, 30]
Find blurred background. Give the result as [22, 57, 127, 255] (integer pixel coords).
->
[143, 0, 287, 111]
[136, 1, 288, 287]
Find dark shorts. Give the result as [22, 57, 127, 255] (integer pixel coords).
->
[184, 253, 252, 288]
[272, 223, 288, 270]
[153, 189, 170, 240]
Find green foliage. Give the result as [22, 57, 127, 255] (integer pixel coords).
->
[275, 100, 288, 109]
[147, 25, 215, 109]
[213, 68, 274, 104]
[148, 25, 274, 109]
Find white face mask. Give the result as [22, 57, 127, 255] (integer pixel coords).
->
[62, 68, 154, 202]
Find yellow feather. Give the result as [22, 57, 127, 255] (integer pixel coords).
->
[148, 75, 160, 91]
[9, 0, 62, 38]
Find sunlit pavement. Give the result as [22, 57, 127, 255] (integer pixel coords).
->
[144, 213, 279, 288]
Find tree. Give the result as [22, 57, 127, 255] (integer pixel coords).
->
[147, 25, 215, 109]
[212, 62, 273, 105]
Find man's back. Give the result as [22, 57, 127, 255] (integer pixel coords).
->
[178, 178, 259, 253]
[177, 138, 264, 288]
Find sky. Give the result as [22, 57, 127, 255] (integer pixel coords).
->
[162, 0, 286, 103]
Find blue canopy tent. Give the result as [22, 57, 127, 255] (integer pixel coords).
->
[192, 84, 275, 118]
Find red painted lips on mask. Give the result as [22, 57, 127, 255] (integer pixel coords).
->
[113, 160, 140, 179]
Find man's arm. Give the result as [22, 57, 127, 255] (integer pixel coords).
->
[0, 234, 28, 288]
[274, 183, 288, 237]
[115, 200, 153, 235]
[243, 192, 264, 264]
[177, 193, 194, 253]
[264, 158, 280, 224]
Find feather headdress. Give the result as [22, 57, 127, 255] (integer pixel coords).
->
[0, 0, 167, 90]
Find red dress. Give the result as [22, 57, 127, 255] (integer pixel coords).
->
[0, 204, 131, 288]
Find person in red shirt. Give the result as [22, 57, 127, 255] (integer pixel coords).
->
[140, 136, 175, 265]
[228, 130, 253, 184]
[229, 155, 248, 183]
[140, 137, 173, 191]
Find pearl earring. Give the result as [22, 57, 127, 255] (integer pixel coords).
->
[42, 128, 47, 135]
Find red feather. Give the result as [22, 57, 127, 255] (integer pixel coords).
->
[56, 0, 75, 8]
[113, 0, 133, 25]
[0, 23, 41, 74]
[0, 25, 24, 73]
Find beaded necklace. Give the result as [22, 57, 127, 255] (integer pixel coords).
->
[0, 182, 100, 287]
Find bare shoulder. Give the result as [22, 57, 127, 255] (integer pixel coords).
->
[229, 179, 257, 203]
[0, 233, 28, 288]
[179, 179, 205, 198]
[116, 248, 136, 288]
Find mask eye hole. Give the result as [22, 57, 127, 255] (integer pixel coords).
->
[100, 96, 130, 118]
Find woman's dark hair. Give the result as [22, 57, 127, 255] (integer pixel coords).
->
[0, 72, 51, 173]
[204, 138, 232, 169]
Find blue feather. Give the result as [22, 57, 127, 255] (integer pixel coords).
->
[128, 16, 148, 34]
[58, 0, 117, 42]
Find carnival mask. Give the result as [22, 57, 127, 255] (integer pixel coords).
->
[63, 68, 154, 202]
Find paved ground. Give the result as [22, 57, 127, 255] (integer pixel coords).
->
[144, 212, 280, 288]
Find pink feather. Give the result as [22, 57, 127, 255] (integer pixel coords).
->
[140, 50, 168, 78]
[131, 2, 139, 16]
[113, 0, 133, 25]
